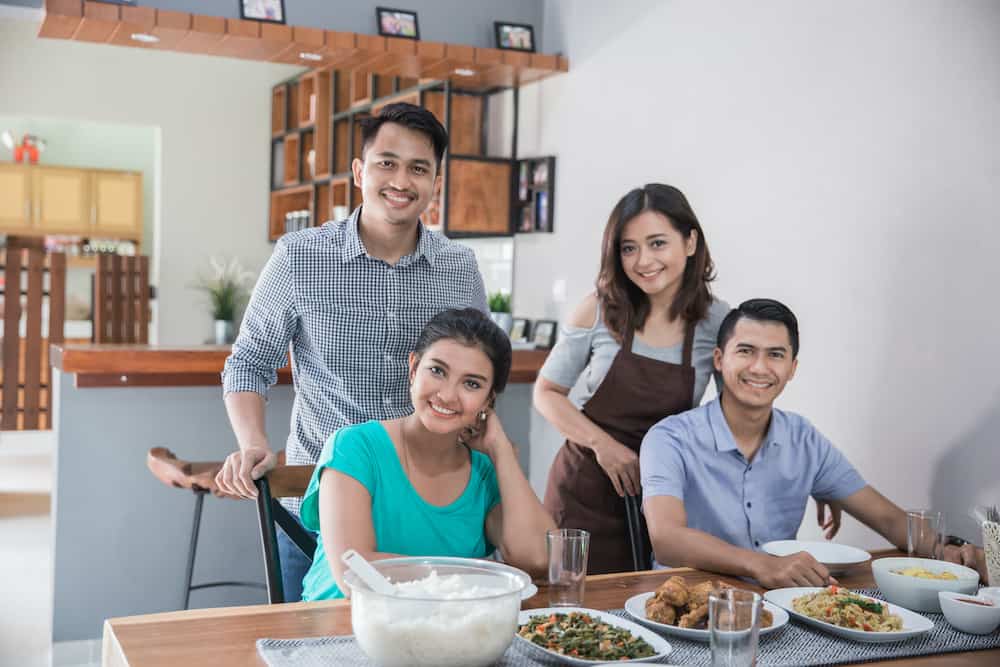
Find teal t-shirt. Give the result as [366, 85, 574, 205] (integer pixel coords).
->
[300, 420, 502, 601]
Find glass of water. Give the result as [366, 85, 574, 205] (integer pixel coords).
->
[907, 510, 944, 559]
[709, 589, 762, 667]
[546, 528, 590, 607]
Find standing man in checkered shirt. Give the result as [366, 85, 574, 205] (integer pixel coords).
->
[215, 103, 489, 600]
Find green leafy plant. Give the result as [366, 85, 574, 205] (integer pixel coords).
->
[488, 291, 511, 313]
[192, 256, 256, 321]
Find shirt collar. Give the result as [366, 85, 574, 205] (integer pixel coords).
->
[339, 206, 439, 267]
[707, 397, 788, 456]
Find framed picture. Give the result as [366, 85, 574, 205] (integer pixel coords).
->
[510, 318, 531, 342]
[532, 320, 557, 349]
[376, 7, 420, 40]
[495, 21, 535, 52]
[535, 191, 549, 232]
[240, 0, 286, 24]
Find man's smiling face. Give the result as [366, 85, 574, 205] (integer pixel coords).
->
[714, 317, 798, 410]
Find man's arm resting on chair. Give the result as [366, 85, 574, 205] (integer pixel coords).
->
[644, 495, 835, 589]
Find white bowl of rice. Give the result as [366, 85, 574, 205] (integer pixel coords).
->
[872, 557, 979, 612]
[344, 556, 526, 667]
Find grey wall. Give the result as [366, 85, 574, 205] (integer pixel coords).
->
[51, 372, 295, 642]
[0, 0, 546, 50]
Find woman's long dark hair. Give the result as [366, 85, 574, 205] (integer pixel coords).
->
[596, 184, 716, 342]
[413, 308, 513, 394]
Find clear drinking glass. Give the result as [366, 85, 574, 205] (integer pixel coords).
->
[546, 528, 590, 606]
[907, 510, 944, 559]
[709, 589, 762, 667]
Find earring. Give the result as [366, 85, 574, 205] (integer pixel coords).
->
[478, 409, 488, 422]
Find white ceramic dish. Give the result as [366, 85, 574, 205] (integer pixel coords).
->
[516, 607, 673, 664]
[939, 591, 1000, 635]
[623, 591, 789, 642]
[761, 540, 871, 575]
[871, 557, 980, 613]
[763, 587, 933, 643]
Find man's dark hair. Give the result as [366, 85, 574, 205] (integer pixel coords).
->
[414, 308, 513, 395]
[717, 298, 800, 358]
[358, 102, 448, 168]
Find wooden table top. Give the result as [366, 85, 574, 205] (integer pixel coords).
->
[103, 551, 999, 667]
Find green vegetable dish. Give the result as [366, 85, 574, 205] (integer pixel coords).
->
[518, 611, 656, 661]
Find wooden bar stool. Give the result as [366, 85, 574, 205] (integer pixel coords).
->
[146, 447, 266, 609]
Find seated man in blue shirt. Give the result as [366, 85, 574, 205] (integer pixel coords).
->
[640, 298, 987, 588]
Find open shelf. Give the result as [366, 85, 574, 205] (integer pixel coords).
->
[283, 133, 300, 186]
[269, 185, 314, 241]
[271, 85, 286, 136]
[298, 74, 317, 128]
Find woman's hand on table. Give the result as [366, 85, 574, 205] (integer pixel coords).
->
[215, 445, 278, 499]
[593, 437, 640, 497]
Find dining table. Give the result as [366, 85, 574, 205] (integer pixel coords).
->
[102, 549, 998, 666]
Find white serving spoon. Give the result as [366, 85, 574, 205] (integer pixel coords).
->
[341, 549, 397, 596]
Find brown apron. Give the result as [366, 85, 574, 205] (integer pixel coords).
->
[543, 322, 696, 574]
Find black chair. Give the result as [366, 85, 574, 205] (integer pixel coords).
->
[625, 494, 653, 571]
[146, 447, 266, 609]
[254, 465, 317, 603]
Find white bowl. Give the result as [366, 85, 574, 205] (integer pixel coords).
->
[871, 557, 979, 613]
[939, 591, 1000, 634]
[344, 557, 524, 667]
[761, 540, 871, 575]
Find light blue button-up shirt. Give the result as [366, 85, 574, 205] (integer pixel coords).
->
[640, 398, 866, 557]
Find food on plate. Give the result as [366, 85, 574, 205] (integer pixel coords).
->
[892, 567, 958, 580]
[518, 611, 656, 661]
[643, 576, 773, 630]
[792, 586, 903, 632]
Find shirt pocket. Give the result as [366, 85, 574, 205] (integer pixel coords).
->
[299, 301, 384, 378]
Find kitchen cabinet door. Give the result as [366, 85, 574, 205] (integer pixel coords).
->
[0, 163, 32, 231]
[93, 170, 142, 238]
[34, 166, 91, 233]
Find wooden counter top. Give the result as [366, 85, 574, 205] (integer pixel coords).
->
[50, 344, 548, 388]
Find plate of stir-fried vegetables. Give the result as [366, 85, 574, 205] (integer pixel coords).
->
[516, 607, 672, 664]
[764, 586, 934, 643]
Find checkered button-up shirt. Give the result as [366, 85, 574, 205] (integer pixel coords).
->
[222, 208, 488, 514]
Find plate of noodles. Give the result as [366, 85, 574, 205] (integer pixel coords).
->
[764, 586, 933, 643]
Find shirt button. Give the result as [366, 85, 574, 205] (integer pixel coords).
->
[383, 396, 392, 406]
[384, 354, 392, 363]
[387, 311, 395, 318]
[748, 465, 752, 471]
[746, 501, 752, 508]
[754, 540, 760, 548]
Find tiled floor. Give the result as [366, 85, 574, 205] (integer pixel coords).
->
[0, 432, 99, 667]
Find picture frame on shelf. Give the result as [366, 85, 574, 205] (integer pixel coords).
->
[510, 318, 531, 343]
[535, 191, 549, 232]
[240, 0, 286, 24]
[532, 160, 549, 187]
[494, 21, 535, 52]
[532, 320, 557, 349]
[376, 7, 420, 40]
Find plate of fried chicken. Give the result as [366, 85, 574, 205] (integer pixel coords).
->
[624, 576, 788, 642]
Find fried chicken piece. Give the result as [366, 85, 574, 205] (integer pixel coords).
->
[644, 597, 677, 625]
[654, 576, 690, 608]
[678, 603, 709, 629]
[688, 579, 734, 608]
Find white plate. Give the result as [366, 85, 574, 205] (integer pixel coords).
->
[763, 587, 934, 643]
[516, 607, 673, 664]
[761, 540, 871, 575]
[624, 592, 789, 642]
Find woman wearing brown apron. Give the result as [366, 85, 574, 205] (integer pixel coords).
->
[534, 184, 729, 574]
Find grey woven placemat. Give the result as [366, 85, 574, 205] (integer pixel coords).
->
[258, 590, 1000, 667]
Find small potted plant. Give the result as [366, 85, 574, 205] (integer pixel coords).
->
[193, 256, 256, 345]
[488, 291, 513, 334]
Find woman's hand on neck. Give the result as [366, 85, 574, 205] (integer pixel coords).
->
[358, 207, 420, 266]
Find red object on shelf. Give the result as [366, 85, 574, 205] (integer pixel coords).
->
[11, 134, 44, 164]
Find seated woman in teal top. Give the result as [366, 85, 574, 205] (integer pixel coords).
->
[300, 308, 557, 600]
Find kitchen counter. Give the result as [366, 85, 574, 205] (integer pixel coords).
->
[46, 343, 551, 643]
[50, 344, 548, 387]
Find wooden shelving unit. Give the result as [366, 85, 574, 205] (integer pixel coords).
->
[267, 68, 558, 241]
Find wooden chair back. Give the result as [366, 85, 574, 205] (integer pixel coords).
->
[93, 253, 149, 343]
[1, 246, 65, 430]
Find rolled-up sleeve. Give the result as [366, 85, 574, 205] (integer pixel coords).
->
[640, 418, 688, 503]
[222, 240, 298, 398]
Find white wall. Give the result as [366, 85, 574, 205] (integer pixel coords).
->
[0, 16, 301, 344]
[517, 0, 1000, 547]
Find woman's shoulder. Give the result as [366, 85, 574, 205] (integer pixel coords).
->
[565, 292, 603, 330]
[325, 420, 391, 458]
